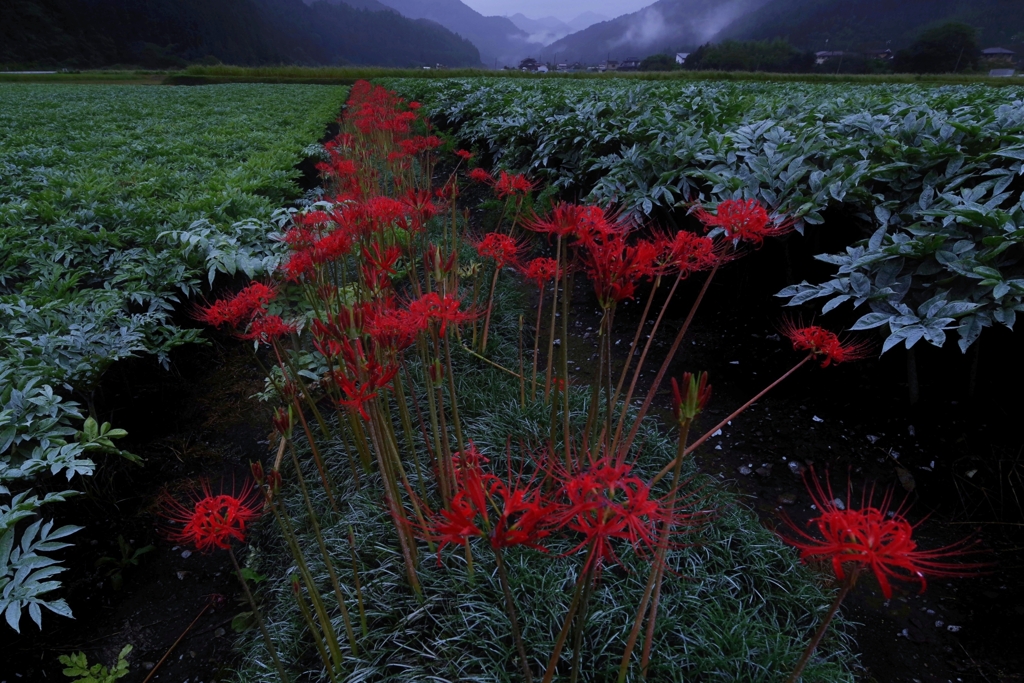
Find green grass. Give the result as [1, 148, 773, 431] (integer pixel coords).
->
[0, 70, 166, 84]
[232, 272, 857, 682]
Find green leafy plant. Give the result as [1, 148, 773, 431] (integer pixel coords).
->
[94, 535, 154, 591]
[59, 644, 132, 683]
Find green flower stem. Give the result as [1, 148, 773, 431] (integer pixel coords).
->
[493, 544, 533, 683]
[289, 442, 359, 656]
[616, 261, 720, 460]
[649, 353, 813, 488]
[227, 547, 290, 683]
[786, 565, 861, 683]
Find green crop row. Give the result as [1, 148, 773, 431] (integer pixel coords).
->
[381, 77, 1024, 357]
[0, 83, 347, 631]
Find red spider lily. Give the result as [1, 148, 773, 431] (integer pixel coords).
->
[425, 444, 556, 558]
[195, 282, 277, 329]
[656, 230, 723, 276]
[519, 257, 560, 287]
[780, 320, 872, 367]
[399, 135, 442, 157]
[691, 198, 793, 247]
[408, 101, 422, 110]
[358, 196, 411, 236]
[401, 188, 441, 230]
[281, 249, 315, 282]
[329, 338, 399, 420]
[363, 300, 424, 351]
[360, 244, 402, 290]
[313, 226, 355, 264]
[556, 457, 668, 573]
[162, 480, 262, 552]
[780, 469, 982, 599]
[407, 292, 474, 334]
[494, 171, 534, 199]
[474, 232, 524, 268]
[468, 168, 494, 185]
[455, 149, 473, 161]
[581, 235, 659, 307]
[670, 371, 711, 424]
[241, 314, 296, 344]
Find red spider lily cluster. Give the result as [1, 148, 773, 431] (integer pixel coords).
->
[182, 82, 978, 683]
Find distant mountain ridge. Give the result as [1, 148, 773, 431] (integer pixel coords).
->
[714, 0, 1024, 51]
[369, 0, 533, 66]
[1, 0, 482, 68]
[542, 0, 772, 64]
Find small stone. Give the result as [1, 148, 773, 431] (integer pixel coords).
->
[181, 549, 192, 559]
[143, 662, 156, 671]
[935, 620, 944, 628]
[947, 624, 961, 632]
[778, 493, 797, 505]
[866, 435, 879, 444]
[738, 465, 752, 475]
[755, 465, 772, 478]
[788, 460, 806, 477]
[215, 627, 226, 637]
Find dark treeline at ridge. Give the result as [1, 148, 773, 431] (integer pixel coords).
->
[720, 0, 1024, 53]
[0, 0, 483, 69]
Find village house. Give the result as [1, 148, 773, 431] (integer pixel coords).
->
[675, 52, 690, 65]
[982, 46, 1016, 66]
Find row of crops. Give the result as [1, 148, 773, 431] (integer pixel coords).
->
[0, 83, 347, 630]
[381, 78, 1024, 355]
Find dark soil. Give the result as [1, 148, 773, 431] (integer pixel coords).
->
[1, 339, 273, 683]
[549, 231, 1024, 683]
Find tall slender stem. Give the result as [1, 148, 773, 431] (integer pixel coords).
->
[228, 547, 290, 683]
[786, 566, 861, 683]
[617, 263, 720, 460]
[650, 354, 813, 487]
[494, 545, 534, 683]
[531, 283, 546, 400]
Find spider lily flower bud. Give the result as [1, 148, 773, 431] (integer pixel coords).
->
[272, 406, 293, 440]
[427, 359, 445, 386]
[670, 371, 711, 424]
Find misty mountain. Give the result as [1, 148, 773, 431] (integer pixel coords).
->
[508, 14, 572, 44]
[369, 0, 534, 66]
[1, 0, 482, 68]
[541, 0, 773, 64]
[508, 12, 613, 46]
[715, 0, 1024, 52]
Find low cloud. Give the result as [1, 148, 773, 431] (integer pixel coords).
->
[610, 8, 670, 50]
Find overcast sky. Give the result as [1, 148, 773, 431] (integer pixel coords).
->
[461, 0, 654, 23]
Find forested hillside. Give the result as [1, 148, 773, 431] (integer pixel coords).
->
[0, 0, 482, 68]
[541, 0, 771, 64]
[716, 0, 1024, 51]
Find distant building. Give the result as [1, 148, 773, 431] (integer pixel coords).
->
[982, 47, 1016, 67]
[815, 51, 845, 65]
[675, 52, 690, 65]
[536, 65, 549, 73]
[518, 58, 541, 72]
[618, 59, 641, 71]
[989, 69, 1016, 77]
